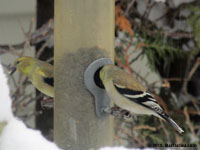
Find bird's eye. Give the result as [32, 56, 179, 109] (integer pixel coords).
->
[16, 61, 20, 64]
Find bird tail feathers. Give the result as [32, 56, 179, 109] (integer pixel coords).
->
[159, 113, 184, 134]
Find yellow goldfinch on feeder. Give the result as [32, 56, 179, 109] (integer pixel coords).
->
[9, 56, 54, 98]
[100, 64, 184, 134]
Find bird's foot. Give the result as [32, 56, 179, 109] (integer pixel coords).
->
[102, 106, 132, 120]
[41, 97, 54, 109]
[121, 110, 132, 119]
[110, 106, 122, 117]
[110, 106, 132, 119]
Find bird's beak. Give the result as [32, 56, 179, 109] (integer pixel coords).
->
[9, 66, 17, 75]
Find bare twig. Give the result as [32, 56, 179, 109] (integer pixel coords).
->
[36, 40, 50, 58]
[182, 57, 200, 114]
[0, 19, 54, 54]
[46, 57, 54, 63]
[159, 119, 170, 143]
[188, 58, 200, 81]
[18, 110, 42, 121]
[124, 0, 136, 17]
[183, 106, 199, 146]
[129, 50, 144, 64]
[22, 94, 44, 107]
[134, 125, 156, 131]
[143, 1, 156, 19]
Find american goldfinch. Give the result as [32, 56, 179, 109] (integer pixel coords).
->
[9, 56, 54, 97]
[100, 64, 184, 133]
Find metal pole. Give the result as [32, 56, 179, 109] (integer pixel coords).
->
[54, 0, 114, 149]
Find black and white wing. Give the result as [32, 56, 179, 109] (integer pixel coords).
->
[114, 83, 160, 111]
[114, 83, 184, 133]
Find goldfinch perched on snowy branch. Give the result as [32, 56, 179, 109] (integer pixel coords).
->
[9, 56, 54, 97]
[100, 64, 184, 134]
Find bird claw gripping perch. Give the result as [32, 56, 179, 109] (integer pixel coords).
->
[84, 58, 113, 117]
[110, 106, 132, 119]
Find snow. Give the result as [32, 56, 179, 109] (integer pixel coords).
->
[0, 62, 60, 150]
[0, 65, 13, 123]
[0, 118, 60, 150]
[99, 147, 155, 150]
